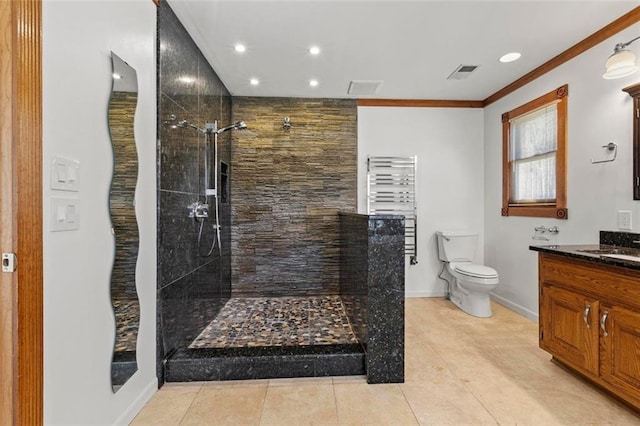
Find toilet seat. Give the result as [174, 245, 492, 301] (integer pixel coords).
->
[454, 263, 498, 279]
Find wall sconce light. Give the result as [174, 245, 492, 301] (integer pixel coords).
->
[603, 35, 640, 79]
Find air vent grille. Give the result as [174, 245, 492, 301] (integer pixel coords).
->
[447, 64, 480, 80]
[348, 80, 383, 95]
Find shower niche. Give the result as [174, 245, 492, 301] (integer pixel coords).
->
[220, 161, 228, 204]
[107, 52, 141, 392]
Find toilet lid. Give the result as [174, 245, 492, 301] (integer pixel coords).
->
[455, 263, 498, 279]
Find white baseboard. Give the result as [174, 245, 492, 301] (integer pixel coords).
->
[114, 377, 158, 425]
[406, 290, 447, 298]
[490, 293, 538, 322]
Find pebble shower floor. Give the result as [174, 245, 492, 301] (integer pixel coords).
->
[189, 296, 358, 348]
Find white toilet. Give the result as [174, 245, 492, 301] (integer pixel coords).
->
[436, 231, 499, 318]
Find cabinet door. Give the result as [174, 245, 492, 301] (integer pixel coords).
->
[540, 285, 599, 375]
[600, 304, 640, 403]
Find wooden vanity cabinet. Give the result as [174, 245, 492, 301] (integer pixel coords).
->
[540, 285, 600, 375]
[538, 253, 640, 409]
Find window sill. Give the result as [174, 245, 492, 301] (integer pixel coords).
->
[501, 205, 568, 219]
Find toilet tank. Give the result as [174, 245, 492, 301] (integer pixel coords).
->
[436, 231, 479, 262]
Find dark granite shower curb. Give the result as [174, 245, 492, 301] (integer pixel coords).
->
[164, 344, 365, 382]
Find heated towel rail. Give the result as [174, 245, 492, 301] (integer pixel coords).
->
[367, 156, 418, 265]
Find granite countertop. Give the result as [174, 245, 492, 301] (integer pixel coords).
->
[530, 244, 640, 270]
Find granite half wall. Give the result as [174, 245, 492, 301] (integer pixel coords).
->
[231, 97, 357, 297]
[339, 213, 405, 384]
[157, 2, 232, 384]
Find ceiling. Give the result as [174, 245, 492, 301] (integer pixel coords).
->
[166, 1, 639, 101]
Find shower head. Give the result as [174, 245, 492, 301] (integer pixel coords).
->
[216, 121, 247, 134]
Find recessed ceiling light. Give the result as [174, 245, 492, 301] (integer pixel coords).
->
[112, 73, 122, 80]
[234, 44, 246, 53]
[499, 52, 521, 63]
[250, 78, 259, 86]
[309, 79, 319, 87]
[309, 46, 320, 55]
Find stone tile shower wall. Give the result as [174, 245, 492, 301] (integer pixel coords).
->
[231, 97, 357, 297]
[157, 3, 232, 383]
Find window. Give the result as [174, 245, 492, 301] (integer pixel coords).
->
[502, 85, 568, 219]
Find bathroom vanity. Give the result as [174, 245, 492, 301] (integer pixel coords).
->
[531, 236, 640, 410]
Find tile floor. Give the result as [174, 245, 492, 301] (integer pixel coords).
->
[132, 298, 640, 425]
[189, 296, 358, 348]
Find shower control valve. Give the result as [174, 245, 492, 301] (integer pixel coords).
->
[188, 201, 209, 219]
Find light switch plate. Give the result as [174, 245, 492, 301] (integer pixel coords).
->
[618, 210, 632, 230]
[51, 197, 80, 231]
[51, 156, 80, 192]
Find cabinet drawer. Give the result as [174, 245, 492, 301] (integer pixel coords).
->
[540, 254, 640, 310]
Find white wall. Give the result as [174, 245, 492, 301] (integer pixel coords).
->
[43, 1, 157, 424]
[484, 23, 640, 321]
[358, 107, 485, 297]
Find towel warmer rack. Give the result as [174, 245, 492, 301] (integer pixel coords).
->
[367, 156, 418, 265]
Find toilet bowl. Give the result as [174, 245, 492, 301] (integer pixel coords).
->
[436, 231, 499, 318]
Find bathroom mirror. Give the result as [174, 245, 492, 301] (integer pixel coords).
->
[622, 83, 640, 200]
[108, 52, 140, 392]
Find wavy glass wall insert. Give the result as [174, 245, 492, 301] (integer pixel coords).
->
[108, 52, 140, 392]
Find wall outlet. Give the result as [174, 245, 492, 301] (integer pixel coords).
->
[618, 210, 632, 230]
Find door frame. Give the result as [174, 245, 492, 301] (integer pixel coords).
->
[0, 0, 43, 424]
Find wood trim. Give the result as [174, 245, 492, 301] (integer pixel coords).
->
[501, 85, 568, 220]
[623, 82, 640, 98]
[15, 0, 43, 421]
[0, 0, 17, 423]
[555, 91, 568, 211]
[357, 99, 484, 108]
[505, 84, 568, 121]
[502, 206, 568, 219]
[622, 83, 640, 200]
[484, 6, 640, 107]
[0, 0, 43, 424]
[501, 116, 510, 217]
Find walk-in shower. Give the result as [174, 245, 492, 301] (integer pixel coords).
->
[157, 2, 394, 387]
[163, 115, 246, 256]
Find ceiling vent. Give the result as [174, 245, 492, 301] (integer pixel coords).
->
[348, 80, 383, 95]
[446, 64, 480, 80]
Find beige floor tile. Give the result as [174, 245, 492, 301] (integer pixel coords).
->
[404, 344, 453, 383]
[400, 378, 497, 425]
[522, 372, 640, 424]
[260, 384, 338, 425]
[131, 383, 202, 426]
[180, 385, 267, 426]
[331, 375, 367, 385]
[431, 345, 507, 381]
[201, 379, 270, 389]
[463, 373, 577, 425]
[334, 383, 418, 425]
[268, 376, 333, 387]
